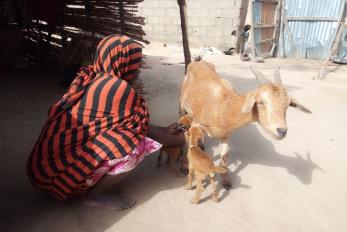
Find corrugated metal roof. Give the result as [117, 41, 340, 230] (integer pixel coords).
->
[278, 0, 345, 59]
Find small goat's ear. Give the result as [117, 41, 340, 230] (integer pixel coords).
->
[242, 90, 257, 113]
[289, 97, 312, 114]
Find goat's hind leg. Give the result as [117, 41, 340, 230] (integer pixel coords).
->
[220, 138, 232, 190]
[190, 176, 204, 204]
[185, 167, 194, 190]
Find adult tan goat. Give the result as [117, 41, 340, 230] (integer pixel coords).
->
[180, 61, 312, 189]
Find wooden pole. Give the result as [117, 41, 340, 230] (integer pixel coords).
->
[177, 0, 191, 73]
[236, 0, 249, 53]
[272, 0, 282, 57]
[250, 0, 256, 60]
[85, 0, 95, 44]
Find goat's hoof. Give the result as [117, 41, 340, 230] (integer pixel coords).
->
[222, 180, 233, 190]
[211, 196, 219, 202]
[185, 185, 193, 190]
[190, 198, 200, 204]
[174, 172, 185, 178]
[180, 168, 188, 176]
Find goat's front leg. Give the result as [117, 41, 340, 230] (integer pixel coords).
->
[220, 138, 232, 189]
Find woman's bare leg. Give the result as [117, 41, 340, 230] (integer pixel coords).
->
[84, 172, 136, 210]
[84, 123, 186, 210]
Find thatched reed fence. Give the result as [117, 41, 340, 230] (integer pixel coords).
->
[1, 0, 147, 62]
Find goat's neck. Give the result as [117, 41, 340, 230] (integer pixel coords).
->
[227, 93, 256, 130]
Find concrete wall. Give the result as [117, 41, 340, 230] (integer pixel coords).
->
[138, 0, 242, 50]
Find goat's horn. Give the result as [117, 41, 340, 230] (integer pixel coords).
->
[273, 66, 283, 85]
[250, 65, 268, 84]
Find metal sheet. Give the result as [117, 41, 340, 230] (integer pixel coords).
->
[279, 0, 345, 60]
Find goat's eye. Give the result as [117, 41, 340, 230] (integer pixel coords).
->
[257, 101, 264, 106]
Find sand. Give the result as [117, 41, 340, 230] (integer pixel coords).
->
[1, 43, 347, 232]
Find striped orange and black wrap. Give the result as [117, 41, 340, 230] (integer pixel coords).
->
[27, 35, 149, 200]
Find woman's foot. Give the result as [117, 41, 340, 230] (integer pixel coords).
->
[84, 192, 136, 211]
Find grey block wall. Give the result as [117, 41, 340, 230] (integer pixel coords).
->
[138, 0, 242, 50]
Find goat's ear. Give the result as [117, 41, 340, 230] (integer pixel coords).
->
[242, 90, 257, 113]
[289, 97, 312, 114]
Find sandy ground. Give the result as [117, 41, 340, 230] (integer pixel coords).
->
[1, 44, 347, 232]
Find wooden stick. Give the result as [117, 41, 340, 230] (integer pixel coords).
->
[118, 0, 126, 34]
[177, 0, 191, 73]
[316, 22, 345, 80]
[283, 8, 298, 59]
[250, 0, 256, 60]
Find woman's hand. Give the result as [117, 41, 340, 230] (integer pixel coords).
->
[167, 122, 184, 135]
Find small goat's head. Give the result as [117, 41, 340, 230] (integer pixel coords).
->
[187, 126, 205, 146]
[178, 115, 193, 130]
[242, 66, 312, 140]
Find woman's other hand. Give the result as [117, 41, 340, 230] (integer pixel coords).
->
[167, 122, 184, 135]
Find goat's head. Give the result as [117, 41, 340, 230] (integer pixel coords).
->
[242, 66, 312, 140]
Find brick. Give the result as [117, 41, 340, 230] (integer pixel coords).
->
[143, 24, 153, 32]
[166, 24, 179, 34]
[159, 16, 171, 24]
[159, 0, 176, 8]
[188, 8, 209, 18]
[154, 8, 166, 16]
[142, 8, 154, 16]
[167, 8, 179, 17]
[199, 17, 216, 26]
[232, 19, 240, 27]
[173, 18, 183, 25]
[218, 0, 233, 8]
[206, 25, 223, 35]
[188, 0, 208, 9]
[223, 28, 233, 36]
[156, 24, 166, 32]
[186, 17, 199, 26]
[148, 17, 160, 24]
[220, 17, 233, 26]
[146, 0, 160, 8]
[221, 8, 240, 17]
[193, 26, 207, 36]
[208, 8, 222, 17]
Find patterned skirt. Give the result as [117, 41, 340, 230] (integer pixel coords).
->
[85, 137, 161, 188]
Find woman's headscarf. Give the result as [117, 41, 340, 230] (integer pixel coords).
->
[93, 35, 143, 82]
[49, 35, 143, 120]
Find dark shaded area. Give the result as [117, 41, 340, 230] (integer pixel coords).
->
[0, 0, 147, 86]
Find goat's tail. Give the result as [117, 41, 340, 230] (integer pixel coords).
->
[210, 165, 227, 174]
